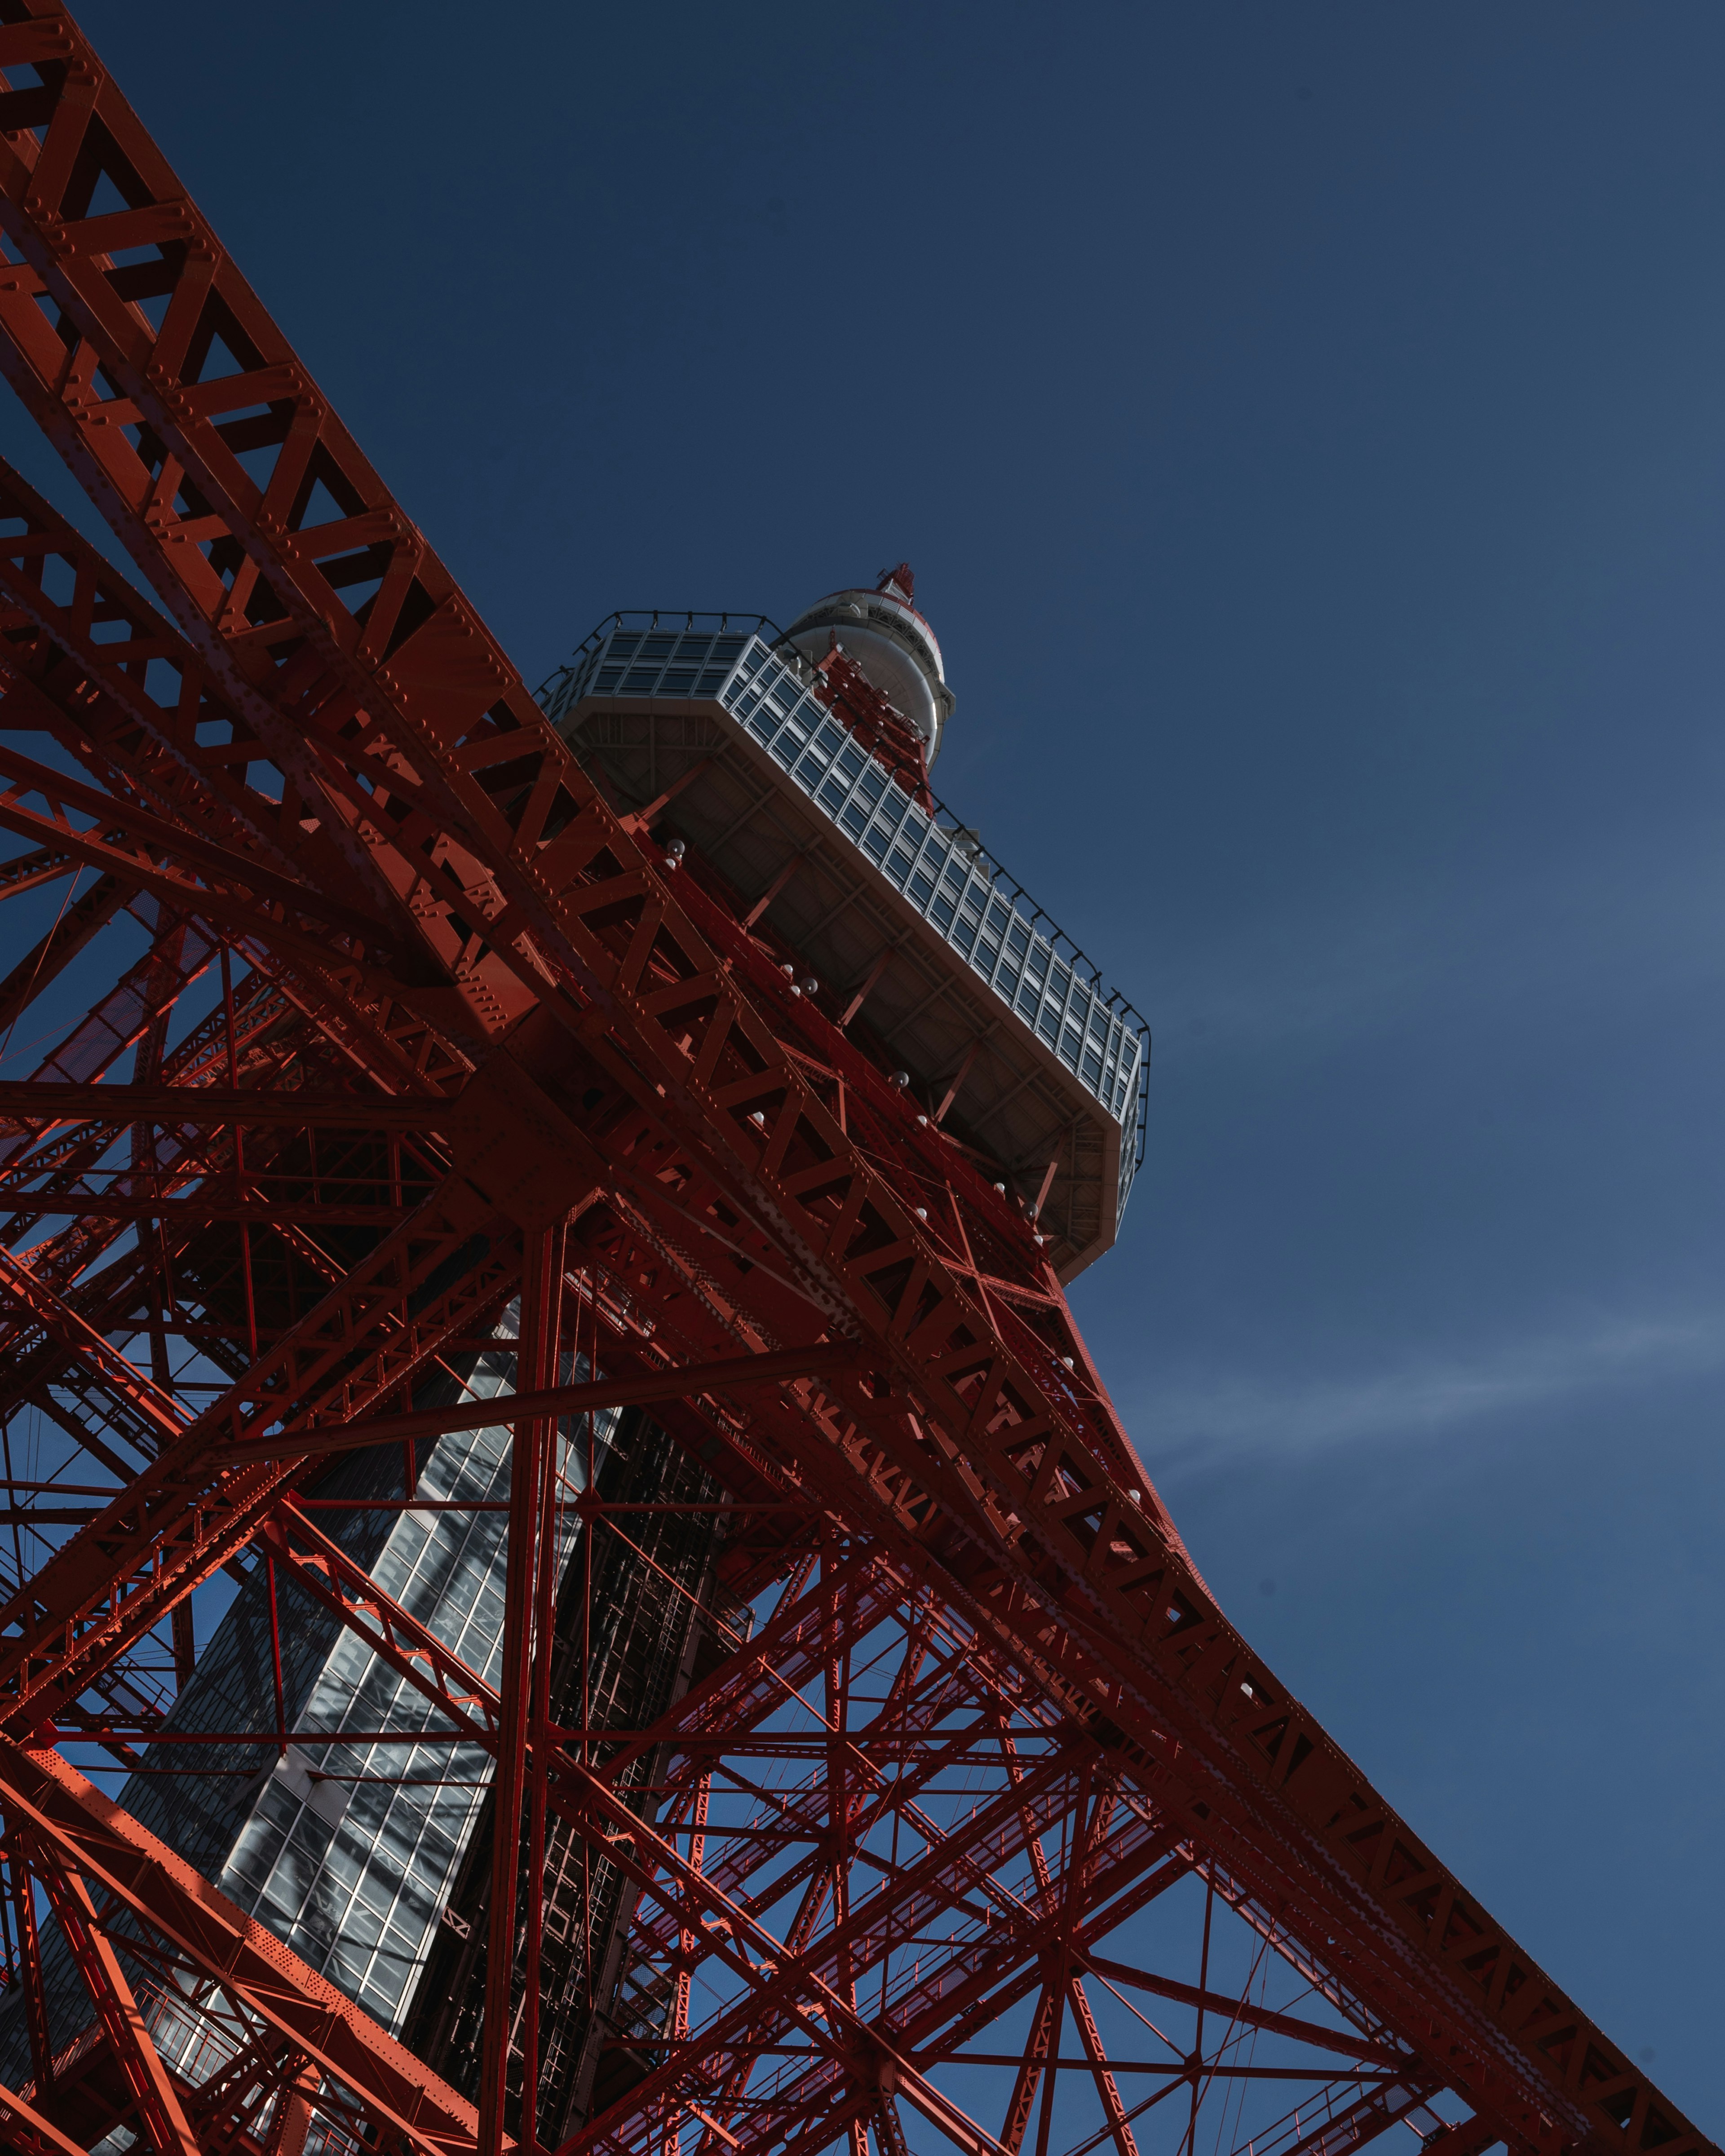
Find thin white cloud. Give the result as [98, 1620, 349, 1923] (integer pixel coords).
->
[1137, 1307, 1725, 1471]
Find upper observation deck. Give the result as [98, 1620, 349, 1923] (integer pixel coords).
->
[540, 604, 1149, 1280]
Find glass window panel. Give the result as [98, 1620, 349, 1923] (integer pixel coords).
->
[356, 1851, 404, 1918]
[290, 1808, 334, 1864]
[320, 1833, 364, 1891]
[325, 1939, 375, 1997]
[394, 1873, 438, 1931]
[227, 1819, 284, 1890]
[258, 1782, 299, 1831]
[419, 1822, 459, 1875]
[264, 1838, 319, 1922]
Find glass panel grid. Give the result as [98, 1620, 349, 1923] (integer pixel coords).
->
[218, 1343, 614, 2034]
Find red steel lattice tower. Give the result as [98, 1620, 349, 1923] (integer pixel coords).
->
[0, 11, 1707, 2156]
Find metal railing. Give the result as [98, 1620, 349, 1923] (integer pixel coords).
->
[538, 616, 1152, 1185]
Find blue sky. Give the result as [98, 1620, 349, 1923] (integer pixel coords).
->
[15, 0, 1725, 2126]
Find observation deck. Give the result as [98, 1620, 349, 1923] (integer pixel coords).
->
[540, 610, 1149, 1280]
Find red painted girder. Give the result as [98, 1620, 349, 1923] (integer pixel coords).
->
[0, 732, 416, 980]
[258, 1497, 1228, 2156]
[553, 1769, 1195, 2156]
[561, 1224, 1570, 2147]
[0, 2075, 88, 2156]
[556, 1233, 1561, 2156]
[0, 1035, 431, 1302]
[0, 871, 127, 1034]
[0, 605, 472, 1091]
[0, 987, 307, 1401]
[27, 1835, 202, 2156]
[0, 0, 1142, 1528]
[0, 1177, 518, 1731]
[0, 1241, 184, 1447]
[0, 689, 471, 1136]
[0, 67, 1225, 1914]
[276, 1518, 1337, 2156]
[0, 902, 217, 1126]
[237, 1343, 864, 1463]
[0, 13, 1698, 2154]
[0, 451, 451, 935]
[3, 1194, 411, 1225]
[0, 449, 534, 1051]
[0, 1738, 486, 2156]
[1075, 1956, 1407, 2071]
[252, 1495, 1224, 2130]
[0, 839, 79, 899]
[0, 1082, 460, 1129]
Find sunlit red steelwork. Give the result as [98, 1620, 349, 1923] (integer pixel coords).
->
[0, 10, 1707, 2156]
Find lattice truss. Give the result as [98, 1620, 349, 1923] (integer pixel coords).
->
[0, 8, 1706, 2156]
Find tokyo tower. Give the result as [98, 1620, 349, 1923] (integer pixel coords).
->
[0, 10, 1706, 2156]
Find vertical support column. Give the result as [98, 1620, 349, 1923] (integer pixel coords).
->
[522, 1221, 565, 2140]
[5, 1830, 55, 2104]
[30, 1842, 201, 2156]
[479, 1223, 562, 2156]
[263, 2054, 319, 2156]
[220, 942, 259, 1364]
[832, 1565, 867, 2156]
